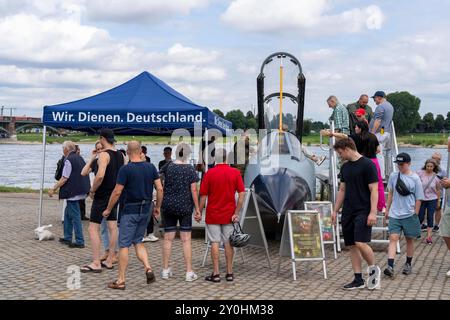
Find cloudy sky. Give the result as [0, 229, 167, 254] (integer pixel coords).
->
[0, 0, 449, 121]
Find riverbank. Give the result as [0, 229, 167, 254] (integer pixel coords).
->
[1, 133, 448, 148]
[0, 186, 49, 193]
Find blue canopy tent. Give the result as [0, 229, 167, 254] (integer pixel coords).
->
[37, 71, 232, 226]
[42, 71, 231, 134]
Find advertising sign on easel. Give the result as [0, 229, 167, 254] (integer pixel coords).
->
[277, 210, 327, 280]
[239, 187, 271, 268]
[304, 201, 337, 259]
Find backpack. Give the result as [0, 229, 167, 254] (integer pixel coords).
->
[54, 155, 65, 181]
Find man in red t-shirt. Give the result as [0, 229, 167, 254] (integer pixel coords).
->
[196, 148, 245, 283]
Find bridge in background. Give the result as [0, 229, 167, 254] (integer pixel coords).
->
[0, 116, 61, 137]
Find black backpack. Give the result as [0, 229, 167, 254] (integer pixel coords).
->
[54, 155, 65, 181]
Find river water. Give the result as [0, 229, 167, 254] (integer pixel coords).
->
[0, 143, 448, 189]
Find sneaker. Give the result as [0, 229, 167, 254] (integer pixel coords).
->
[383, 266, 394, 278]
[446, 270, 450, 278]
[425, 236, 433, 245]
[367, 265, 381, 290]
[421, 224, 428, 231]
[315, 155, 326, 166]
[185, 271, 198, 282]
[433, 225, 439, 232]
[342, 279, 365, 290]
[161, 268, 172, 280]
[59, 238, 71, 245]
[142, 234, 159, 242]
[402, 263, 412, 275]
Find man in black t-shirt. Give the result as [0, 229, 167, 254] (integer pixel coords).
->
[158, 146, 173, 171]
[332, 138, 381, 290]
[81, 129, 125, 273]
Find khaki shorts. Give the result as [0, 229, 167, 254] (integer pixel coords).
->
[439, 206, 450, 238]
[206, 224, 234, 243]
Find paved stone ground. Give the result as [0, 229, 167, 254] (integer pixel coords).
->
[0, 193, 449, 300]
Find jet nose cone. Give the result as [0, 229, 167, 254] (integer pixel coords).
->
[253, 167, 311, 215]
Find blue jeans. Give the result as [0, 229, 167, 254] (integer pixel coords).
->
[419, 199, 438, 228]
[63, 200, 84, 245]
[101, 218, 109, 251]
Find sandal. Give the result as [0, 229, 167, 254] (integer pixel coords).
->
[101, 261, 114, 270]
[107, 280, 126, 290]
[80, 265, 102, 273]
[205, 273, 221, 283]
[225, 273, 234, 282]
[146, 269, 156, 284]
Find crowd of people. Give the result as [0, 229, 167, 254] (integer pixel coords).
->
[323, 90, 450, 289]
[49, 129, 245, 289]
[47, 90, 450, 291]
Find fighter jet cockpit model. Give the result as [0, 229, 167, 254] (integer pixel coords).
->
[244, 52, 316, 237]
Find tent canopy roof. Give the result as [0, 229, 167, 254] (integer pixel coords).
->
[43, 71, 231, 135]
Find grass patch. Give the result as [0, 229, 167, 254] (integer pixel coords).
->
[15, 132, 450, 146]
[0, 186, 49, 193]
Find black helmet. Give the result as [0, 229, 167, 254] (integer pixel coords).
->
[229, 222, 251, 247]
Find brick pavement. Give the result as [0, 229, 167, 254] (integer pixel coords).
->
[0, 193, 449, 300]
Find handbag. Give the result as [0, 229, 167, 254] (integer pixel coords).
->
[395, 172, 412, 196]
[422, 174, 436, 194]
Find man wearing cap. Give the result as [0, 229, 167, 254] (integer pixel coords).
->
[355, 109, 368, 123]
[347, 94, 373, 123]
[384, 153, 423, 278]
[370, 91, 395, 179]
[369, 91, 394, 135]
[81, 128, 126, 273]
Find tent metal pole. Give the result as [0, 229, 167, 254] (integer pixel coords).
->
[205, 129, 209, 173]
[38, 125, 47, 228]
[445, 136, 450, 210]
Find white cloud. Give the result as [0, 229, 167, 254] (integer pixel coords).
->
[0, 0, 209, 24]
[221, 0, 385, 35]
[167, 43, 220, 65]
[85, 0, 209, 23]
[156, 64, 226, 82]
[171, 84, 223, 103]
[0, 14, 161, 71]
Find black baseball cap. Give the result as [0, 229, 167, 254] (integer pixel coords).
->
[99, 128, 116, 143]
[371, 91, 386, 98]
[394, 152, 411, 164]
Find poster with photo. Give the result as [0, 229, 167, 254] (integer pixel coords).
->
[304, 202, 334, 242]
[289, 211, 323, 260]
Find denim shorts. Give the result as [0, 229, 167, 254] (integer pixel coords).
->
[388, 214, 421, 239]
[163, 213, 192, 232]
[118, 203, 151, 248]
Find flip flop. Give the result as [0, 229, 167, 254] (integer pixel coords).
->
[108, 280, 126, 290]
[80, 265, 102, 273]
[101, 261, 114, 270]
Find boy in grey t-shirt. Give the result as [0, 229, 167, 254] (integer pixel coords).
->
[384, 153, 424, 278]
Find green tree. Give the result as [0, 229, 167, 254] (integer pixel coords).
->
[225, 110, 246, 129]
[213, 109, 224, 118]
[386, 91, 421, 134]
[245, 111, 257, 129]
[435, 114, 445, 132]
[302, 119, 312, 136]
[422, 112, 435, 132]
[445, 111, 450, 130]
